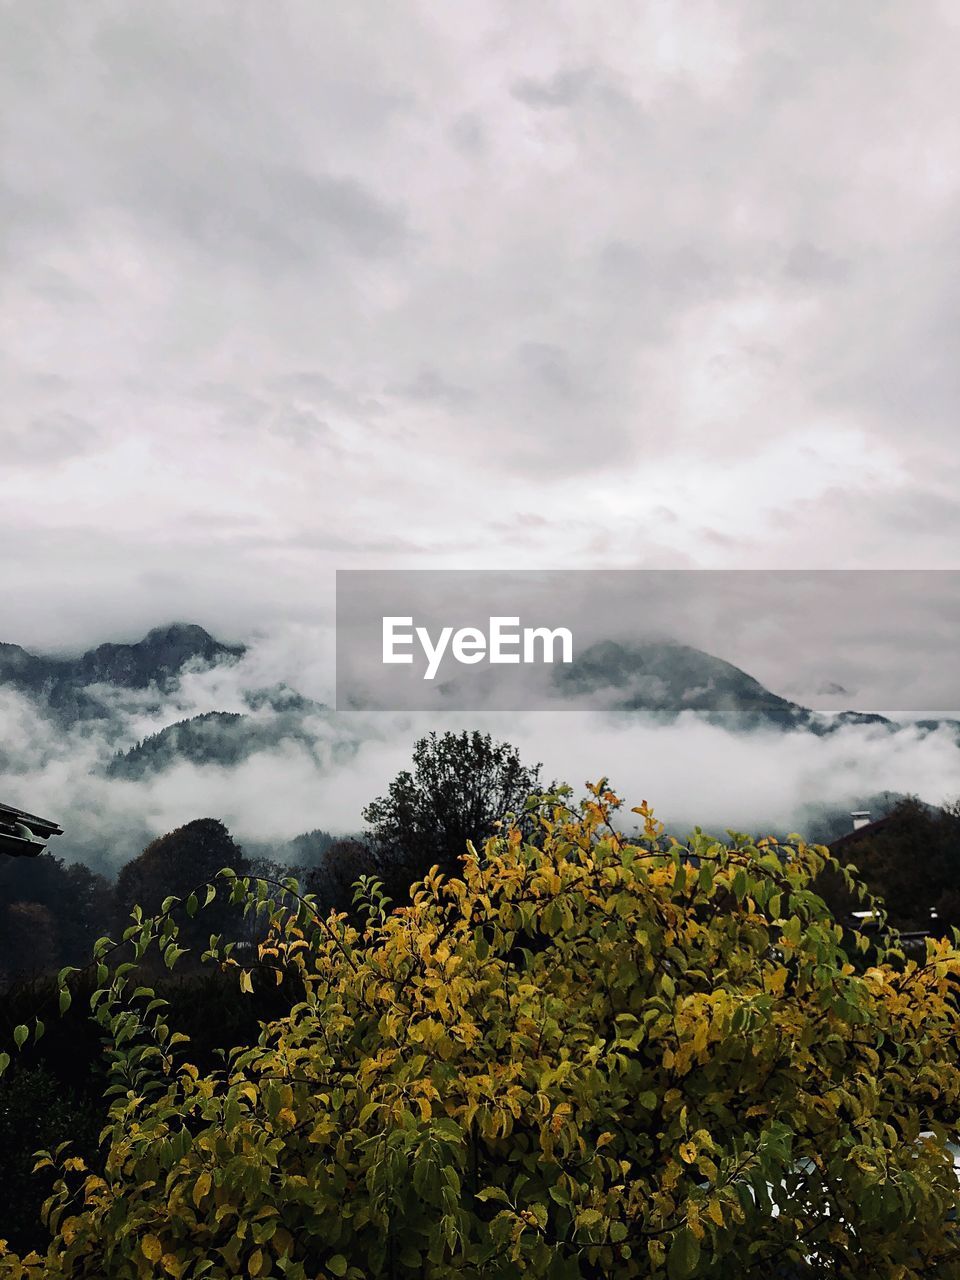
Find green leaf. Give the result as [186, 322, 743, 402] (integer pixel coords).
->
[13, 1024, 29, 1051]
[475, 1186, 510, 1204]
[327, 1256, 347, 1277]
[783, 915, 802, 945]
[667, 1226, 700, 1279]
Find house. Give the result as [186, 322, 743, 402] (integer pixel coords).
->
[829, 809, 933, 951]
[0, 801, 62, 858]
[826, 810, 894, 857]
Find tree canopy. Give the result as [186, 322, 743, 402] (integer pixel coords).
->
[112, 818, 248, 958]
[362, 730, 542, 897]
[0, 854, 111, 978]
[824, 797, 960, 933]
[3, 784, 960, 1277]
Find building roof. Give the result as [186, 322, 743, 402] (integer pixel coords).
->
[827, 812, 894, 853]
[0, 801, 63, 858]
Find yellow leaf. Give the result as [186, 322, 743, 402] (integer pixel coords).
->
[679, 1141, 697, 1164]
[193, 1171, 212, 1207]
[707, 1197, 724, 1227]
[142, 1235, 163, 1262]
[248, 1247, 264, 1276]
[764, 966, 788, 998]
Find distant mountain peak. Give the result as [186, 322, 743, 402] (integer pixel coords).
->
[0, 623, 247, 721]
[555, 637, 811, 730]
[74, 623, 245, 689]
[143, 622, 219, 646]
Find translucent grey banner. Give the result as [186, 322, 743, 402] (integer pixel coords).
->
[335, 570, 960, 721]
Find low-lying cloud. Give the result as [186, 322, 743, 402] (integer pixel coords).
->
[2, 629, 959, 876]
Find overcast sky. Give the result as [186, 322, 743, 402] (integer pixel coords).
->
[3, 2, 960, 655]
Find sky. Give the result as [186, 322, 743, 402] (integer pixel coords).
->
[4, 3, 960, 859]
[4, 1, 960, 656]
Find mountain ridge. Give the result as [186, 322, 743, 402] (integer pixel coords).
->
[554, 638, 882, 734]
[0, 624, 246, 722]
[1, 624, 951, 759]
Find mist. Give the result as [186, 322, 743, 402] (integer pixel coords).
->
[2, 628, 958, 875]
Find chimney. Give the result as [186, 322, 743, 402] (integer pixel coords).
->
[851, 811, 871, 831]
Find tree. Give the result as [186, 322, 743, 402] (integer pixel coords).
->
[305, 837, 380, 913]
[113, 819, 248, 958]
[820, 798, 960, 934]
[363, 730, 543, 899]
[57, 864, 112, 966]
[0, 902, 58, 976]
[0, 853, 111, 975]
[5, 783, 960, 1277]
[0, 1065, 102, 1258]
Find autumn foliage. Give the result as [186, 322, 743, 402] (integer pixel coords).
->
[3, 784, 960, 1277]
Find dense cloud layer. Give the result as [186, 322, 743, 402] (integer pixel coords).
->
[1, 630, 959, 876]
[3, 6, 958, 864]
[2, 3, 960, 651]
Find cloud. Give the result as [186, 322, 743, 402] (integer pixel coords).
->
[511, 67, 595, 110]
[0, 2, 958, 717]
[1, 412, 102, 466]
[4, 643, 960, 877]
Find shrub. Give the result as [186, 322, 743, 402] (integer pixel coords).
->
[3, 784, 960, 1277]
[0, 1066, 102, 1256]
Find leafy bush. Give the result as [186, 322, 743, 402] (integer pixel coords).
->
[0, 1066, 102, 1255]
[3, 784, 960, 1277]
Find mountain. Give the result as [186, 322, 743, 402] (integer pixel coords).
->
[0, 624, 944, 792]
[0, 624, 245, 723]
[552, 639, 905, 736]
[107, 711, 254, 778]
[554, 639, 815, 730]
[69, 624, 245, 688]
[106, 698, 335, 781]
